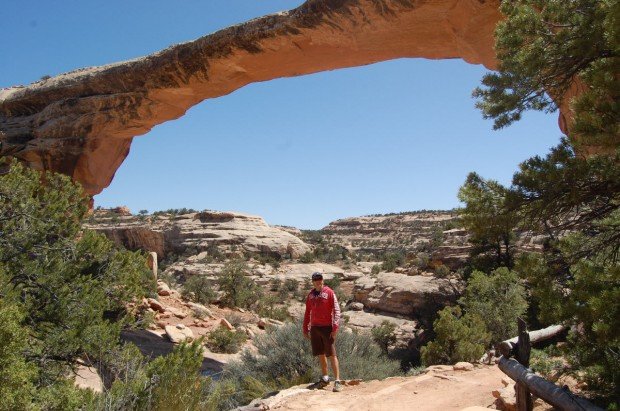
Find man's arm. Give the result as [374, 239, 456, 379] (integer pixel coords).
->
[331, 289, 341, 338]
[302, 292, 311, 339]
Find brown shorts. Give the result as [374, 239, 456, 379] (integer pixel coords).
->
[310, 326, 336, 357]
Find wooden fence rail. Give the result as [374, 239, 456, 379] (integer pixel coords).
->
[498, 319, 603, 411]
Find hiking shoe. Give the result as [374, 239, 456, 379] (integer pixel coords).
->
[310, 376, 330, 390]
[333, 380, 343, 392]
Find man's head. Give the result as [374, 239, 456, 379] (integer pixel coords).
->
[311, 272, 324, 291]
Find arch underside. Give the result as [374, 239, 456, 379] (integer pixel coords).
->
[0, 0, 568, 195]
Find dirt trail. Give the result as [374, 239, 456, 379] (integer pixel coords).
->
[245, 365, 508, 411]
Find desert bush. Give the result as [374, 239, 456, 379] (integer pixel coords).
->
[324, 276, 341, 290]
[372, 321, 397, 355]
[269, 277, 282, 291]
[434, 264, 450, 278]
[381, 252, 405, 272]
[414, 252, 430, 269]
[283, 278, 299, 293]
[421, 306, 491, 365]
[218, 259, 261, 309]
[182, 275, 216, 305]
[207, 327, 247, 354]
[88, 340, 211, 410]
[530, 349, 565, 381]
[431, 226, 444, 247]
[257, 294, 290, 322]
[277, 286, 289, 301]
[299, 251, 315, 263]
[371, 264, 381, 275]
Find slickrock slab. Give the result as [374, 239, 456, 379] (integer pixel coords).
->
[165, 324, 194, 343]
[353, 272, 460, 315]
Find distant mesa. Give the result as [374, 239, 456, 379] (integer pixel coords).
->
[0, 0, 576, 195]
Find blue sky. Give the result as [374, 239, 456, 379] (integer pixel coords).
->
[2, 1, 563, 229]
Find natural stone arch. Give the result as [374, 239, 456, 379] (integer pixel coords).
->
[0, 0, 573, 196]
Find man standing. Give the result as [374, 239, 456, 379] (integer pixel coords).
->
[303, 272, 343, 392]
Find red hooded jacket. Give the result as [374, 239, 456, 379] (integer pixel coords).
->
[303, 285, 341, 333]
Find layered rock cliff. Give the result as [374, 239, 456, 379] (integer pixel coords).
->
[85, 209, 311, 260]
[2, 0, 519, 196]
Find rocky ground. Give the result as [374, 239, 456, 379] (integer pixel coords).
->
[238, 364, 555, 411]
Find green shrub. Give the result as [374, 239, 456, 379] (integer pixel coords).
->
[299, 251, 315, 263]
[207, 327, 247, 354]
[421, 306, 490, 365]
[182, 275, 216, 305]
[381, 252, 405, 272]
[530, 348, 565, 381]
[434, 264, 450, 278]
[371, 264, 381, 275]
[283, 278, 299, 292]
[459, 268, 527, 346]
[218, 259, 261, 309]
[277, 286, 289, 301]
[372, 321, 397, 355]
[257, 294, 290, 322]
[0, 160, 154, 409]
[324, 276, 341, 290]
[414, 252, 430, 269]
[269, 277, 282, 291]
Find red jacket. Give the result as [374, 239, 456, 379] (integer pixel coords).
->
[303, 285, 341, 333]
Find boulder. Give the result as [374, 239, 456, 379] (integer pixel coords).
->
[492, 384, 516, 411]
[220, 318, 234, 331]
[347, 302, 364, 311]
[453, 362, 474, 371]
[166, 306, 188, 319]
[353, 273, 460, 316]
[165, 324, 194, 343]
[147, 298, 166, 313]
[156, 281, 171, 296]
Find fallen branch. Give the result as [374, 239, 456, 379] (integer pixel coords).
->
[498, 324, 566, 358]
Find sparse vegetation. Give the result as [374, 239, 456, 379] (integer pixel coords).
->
[206, 327, 247, 354]
[182, 275, 216, 305]
[421, 306, 490, 365]
[372, 321, 398, 355]
[218, 259, 261, 309]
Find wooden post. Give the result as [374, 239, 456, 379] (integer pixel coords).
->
[515, 318, 533, 411]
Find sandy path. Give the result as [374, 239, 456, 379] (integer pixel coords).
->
[255, 365, 505, 411]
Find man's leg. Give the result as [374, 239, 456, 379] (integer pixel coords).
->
[318, 354, 328, 377]
[329, 355, 340, 381]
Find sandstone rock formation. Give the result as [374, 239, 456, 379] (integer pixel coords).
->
[4, 0, 580, 198]
[85, 209, 310, 259]
[353, 272, 460, 317]
[321, 210, 471, 269]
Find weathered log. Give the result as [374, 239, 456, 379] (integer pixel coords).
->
[498, 357, 604, 411]
[498, 324, 566, 358]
